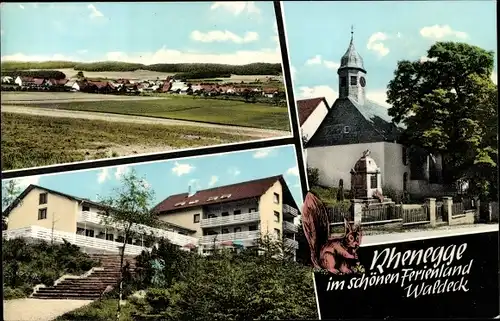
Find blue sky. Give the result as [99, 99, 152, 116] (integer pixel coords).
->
[283, 1, 498, 107]
[0, 2, 280, 65]
[3, 145, 304, 210]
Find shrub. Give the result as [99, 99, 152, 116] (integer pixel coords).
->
[3, 286, 28, 300]
[307, 167, 320, 186]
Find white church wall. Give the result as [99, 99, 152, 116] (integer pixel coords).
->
[302, 101, 329, 141]
[383, 142, 410, 191]
[306, 142, 386, 189]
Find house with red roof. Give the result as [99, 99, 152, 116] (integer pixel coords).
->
[153, 175, 300, 257]
[296, 97, 330, 142]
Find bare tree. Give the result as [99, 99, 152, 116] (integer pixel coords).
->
[98, 169, 157, 321]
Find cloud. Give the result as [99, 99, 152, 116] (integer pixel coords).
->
[140, 179, 150, 189]
[419, 56, 438, 63]
[396, 32, 402, 38]
[172, 162, 195, 176]
[286, 166, 299, 177]
[297, 85, 390, 108]
[188, 178, 202, 190]
[210, 2, 260, 15]
[290, 66, 297, 81]
[305, 55, 341, 70]
[208, 176, 219, 187]
[367, 32, 390, 57]
[191, 30, 259, 44]
[19, 4, 24, 9]
[419, 25, 468, 40]
[97, 168, 110, 184]
[114, 165, 130, 179]
[88, 4, 104, 19]
[228, 167, 241, 176]
[1, 53, 77, 62]
[492, 71, 497, 85]
[253, 148, 275, 159]
[324, 60, 341, 70]
[305, 55, 322, 65]
[297, 85, 337, 106]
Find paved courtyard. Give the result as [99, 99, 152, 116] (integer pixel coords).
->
[3, 298, 93, 321]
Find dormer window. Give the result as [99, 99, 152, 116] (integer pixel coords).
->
[188, 200, 199, 205]
[220, 194, 232, 199]
[174, 201, 186, 207]
[207, 196, 218, 201]
[343, 126, 350, 134]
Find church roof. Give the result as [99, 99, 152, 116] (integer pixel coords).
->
[339, 33, 365, 72]
[349, 97, 405, 138]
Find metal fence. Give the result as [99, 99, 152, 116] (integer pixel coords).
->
[361, 204, 401, 223]
[452, 203, 465, 216]
[326, 206, 353, 224]
[402, 205, 429, 224]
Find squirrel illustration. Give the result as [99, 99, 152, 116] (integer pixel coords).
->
[302, 192, 364, 275]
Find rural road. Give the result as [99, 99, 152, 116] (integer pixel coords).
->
[1, 105, 290, 139]
[3, 298, 93, 321]
[361, 223, 498, 246]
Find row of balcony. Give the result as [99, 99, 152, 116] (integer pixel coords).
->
[199, 230, 299, 249]
[78, 211, 198, 247]
[199, 210, 299, 230]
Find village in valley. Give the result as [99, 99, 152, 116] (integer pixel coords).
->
[1, 72, 283, 99]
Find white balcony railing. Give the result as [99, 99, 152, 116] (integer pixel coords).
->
[200, 230, 261, 244]
[77, 211, 197, 247]
[283, 221, 298, 233]
[3, 226, 148, 256]
[283, 204, 299, 217]
[284, 238, 299, 249]
[200, 212, 260, 228]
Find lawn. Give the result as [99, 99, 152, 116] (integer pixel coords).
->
[1, 112, 247, 171]
[10, 95, 291, 131]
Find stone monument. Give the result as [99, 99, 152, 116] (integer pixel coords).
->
[350, 150, 383, 200]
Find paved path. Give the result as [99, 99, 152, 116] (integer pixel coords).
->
[3, 298, 93, 321]
[1, 105, 289, 139]
[362, 224, 498, 246]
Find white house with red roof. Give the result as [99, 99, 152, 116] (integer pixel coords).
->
[297, 97, 330, 144]
[153, 175, 300, 257]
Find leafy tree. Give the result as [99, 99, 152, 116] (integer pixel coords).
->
[98, 169, 157, 320]
[307, 167, 320, 187]
[387, 42, 498, 199]
[2, 180, 22, 230]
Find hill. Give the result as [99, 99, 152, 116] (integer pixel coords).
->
[1, 61, 282, 76]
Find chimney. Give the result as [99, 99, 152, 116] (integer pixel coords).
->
[188, 184, 195, 197]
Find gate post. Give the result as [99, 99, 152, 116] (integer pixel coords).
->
[351, 199, 363, 224]
[425, 198, 436, 227]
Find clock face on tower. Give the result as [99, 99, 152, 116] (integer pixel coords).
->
[360, 77, 366, 87]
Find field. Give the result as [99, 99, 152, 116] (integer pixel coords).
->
[29, 68, 282, 83]
[1, 112, 250, 171]
[3, 92, 290, 130]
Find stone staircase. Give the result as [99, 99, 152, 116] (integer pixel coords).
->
[32, 254, 137, 300]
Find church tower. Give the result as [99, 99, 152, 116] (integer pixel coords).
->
[337, 26, 367, 105]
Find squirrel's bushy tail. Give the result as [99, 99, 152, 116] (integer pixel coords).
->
[302, 192, 330, 268]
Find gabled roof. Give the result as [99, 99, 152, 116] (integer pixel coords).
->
[306, 97, 403, 147]
[297, 97, 329, 126]
[152, 175, 297, 214]
[2, 184, 105, 217]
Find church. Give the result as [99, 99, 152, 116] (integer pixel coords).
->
[299, 30, 450, 200]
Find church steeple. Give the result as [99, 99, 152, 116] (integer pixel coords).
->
[337, 26, 367, 104]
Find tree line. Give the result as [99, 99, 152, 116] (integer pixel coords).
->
[1, 70, 67, 80]
[1, 61, 282, 76]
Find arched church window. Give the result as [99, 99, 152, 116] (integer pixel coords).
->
[350, 76, 357, 85]
[403, 172, 408, 191]
[402, 146, 408, 165]
[340, 77, 347, 87]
